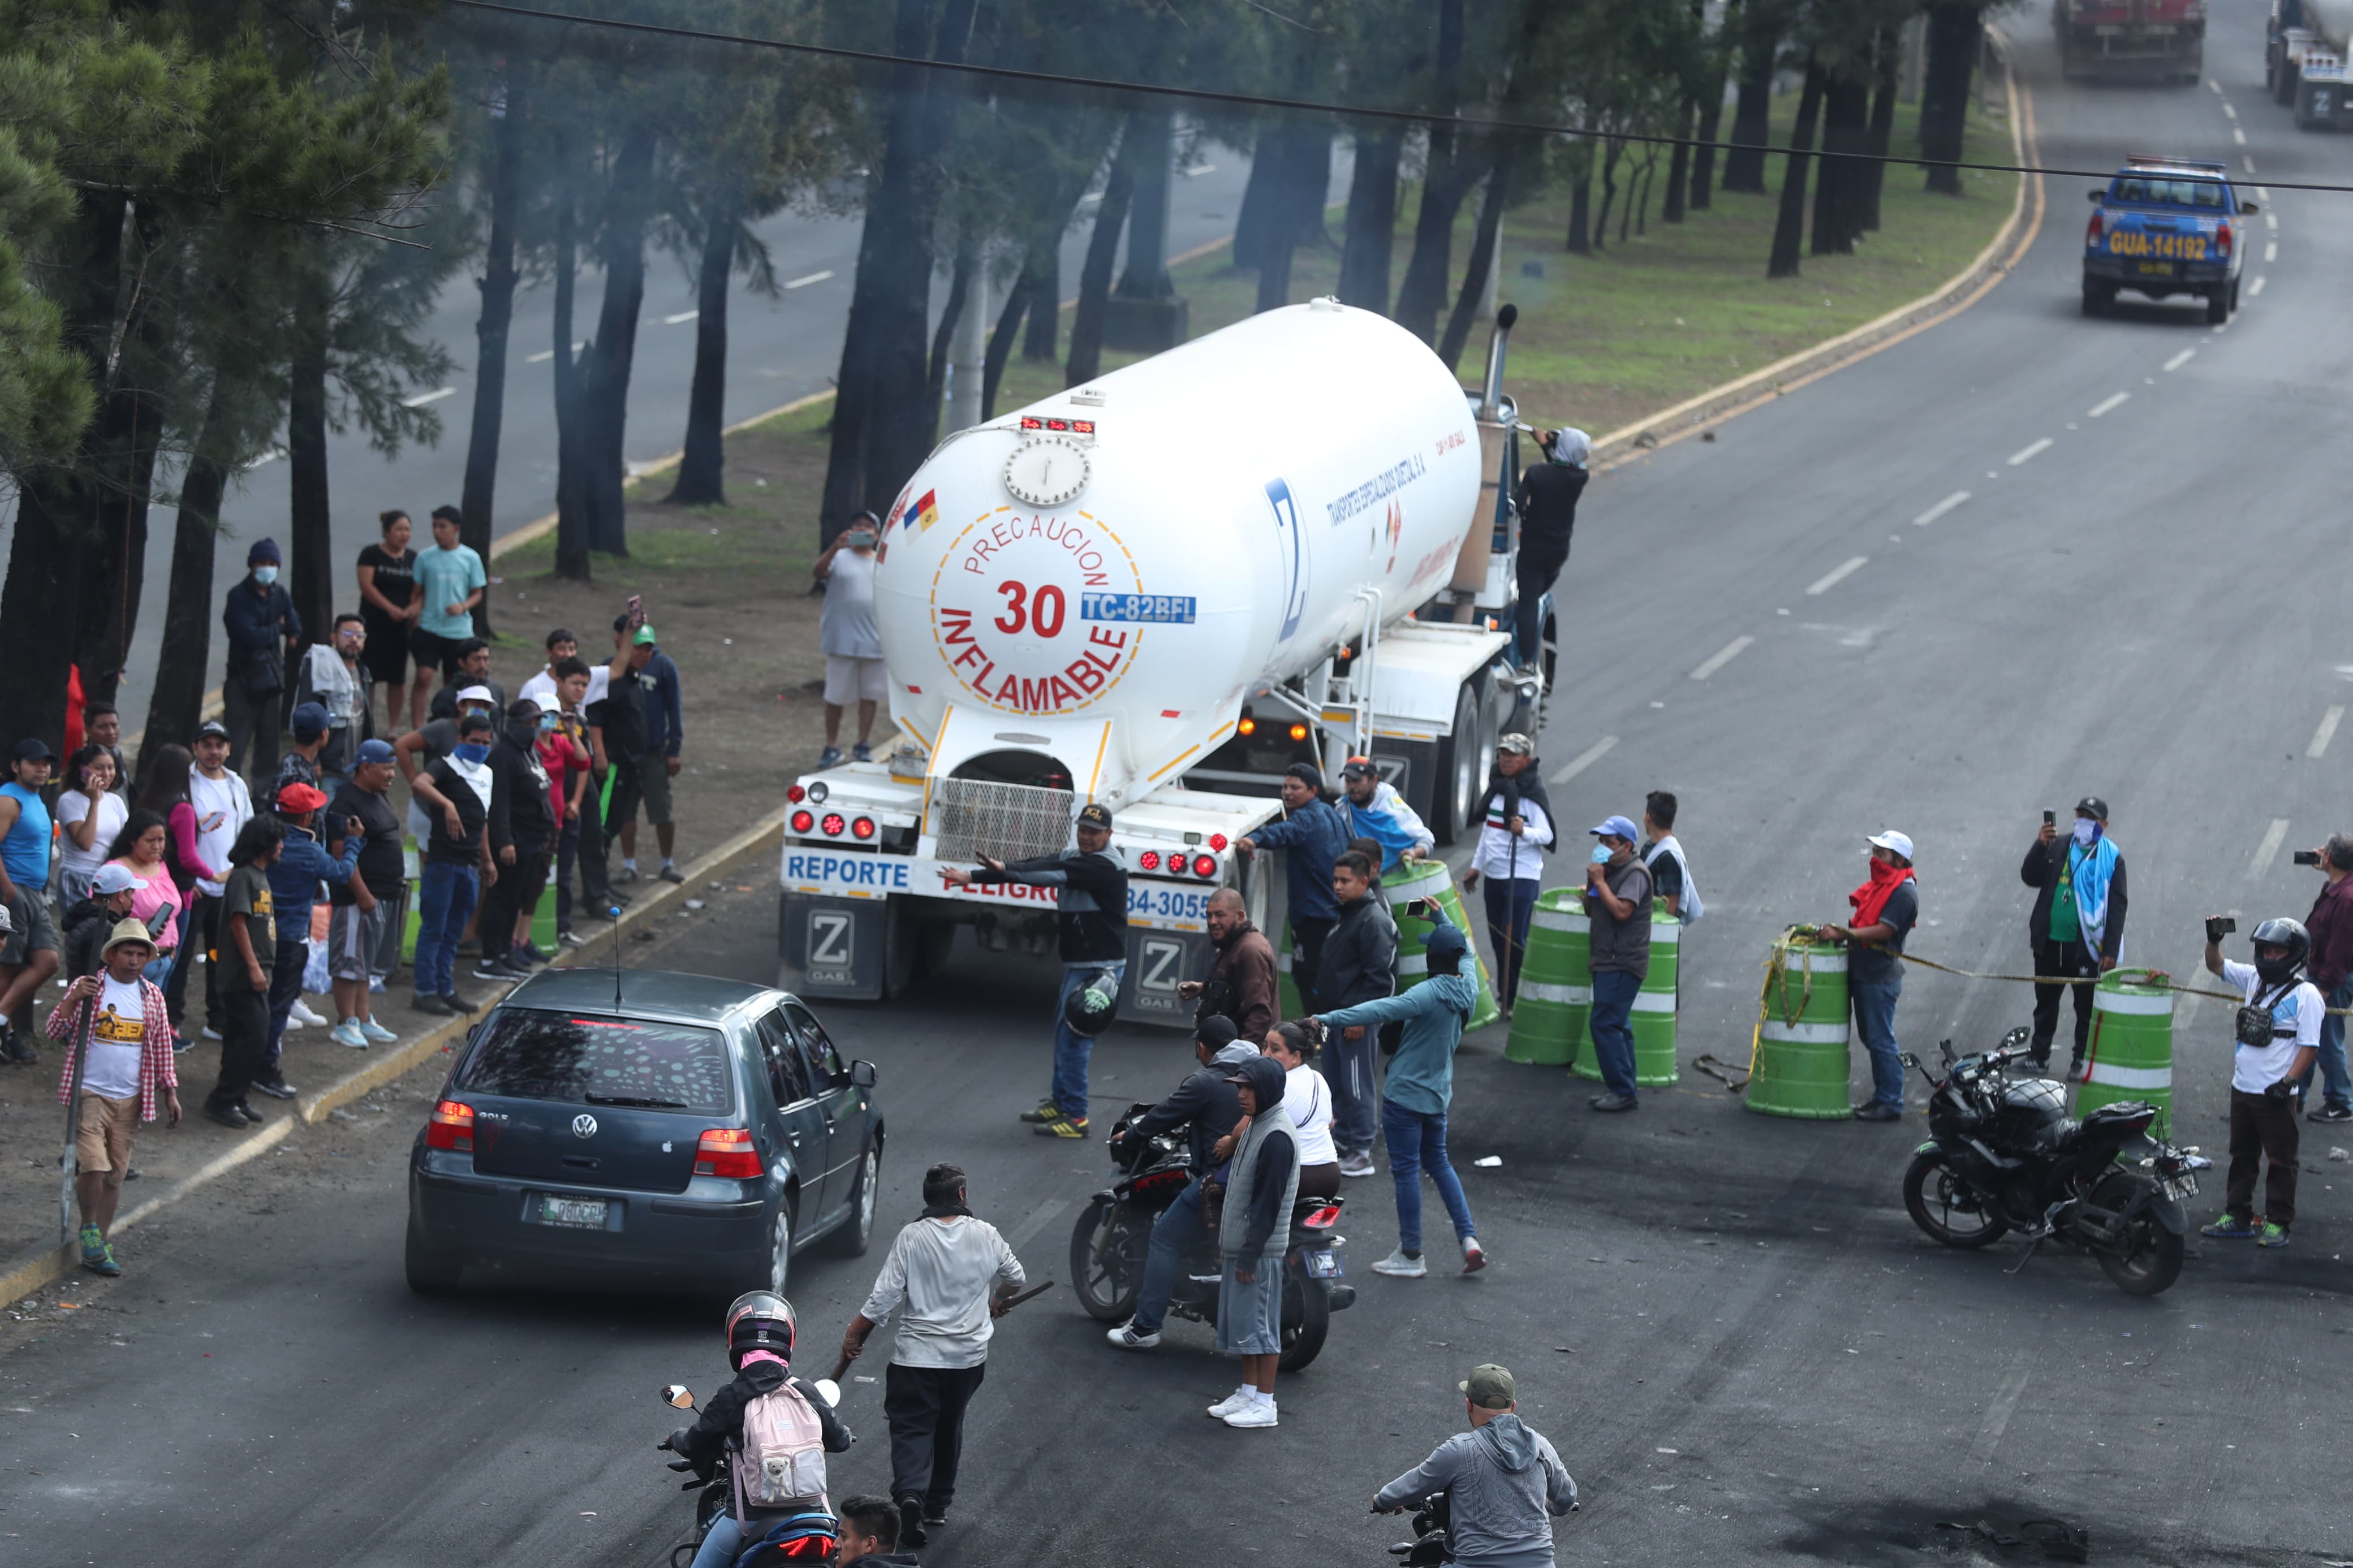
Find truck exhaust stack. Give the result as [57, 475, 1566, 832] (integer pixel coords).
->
[1477, 303, 1519, 423]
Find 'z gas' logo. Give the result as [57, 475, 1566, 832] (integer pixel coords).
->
[1266, 478, 1307, 643]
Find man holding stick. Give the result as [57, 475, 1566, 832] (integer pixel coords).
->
[46, 919, 180, 1277]
[838, 1162, 1028, 1552]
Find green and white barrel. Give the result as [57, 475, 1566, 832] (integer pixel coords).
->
[1571, 907, 1681, 1085]
[1387, 859, 1501, 1033]
[1745, 935, 1852, 1119]
[1506, 891, 1589, 1066]
[2078, 968, 2175, 1138]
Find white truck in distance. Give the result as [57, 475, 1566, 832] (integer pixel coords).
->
[778, 299, 1549, 1020]
[2268, 0, 2353, 127]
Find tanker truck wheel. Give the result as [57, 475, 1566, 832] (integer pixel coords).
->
[1433, 681, 1486, 846]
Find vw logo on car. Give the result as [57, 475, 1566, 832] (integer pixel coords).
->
[572, 1113, 598, 1139]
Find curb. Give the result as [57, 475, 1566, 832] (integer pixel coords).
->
[1, 805, 791, 1310]
[1588, 28, 2039, 472]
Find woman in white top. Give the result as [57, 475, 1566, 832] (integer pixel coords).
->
[1263, 1021, 1342, 1198]
[53, 744, 128, 905]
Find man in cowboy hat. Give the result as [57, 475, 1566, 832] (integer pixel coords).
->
[45, 919, 182, 1276]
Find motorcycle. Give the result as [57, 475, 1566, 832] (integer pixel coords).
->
[1382, 1493, 1453, 1565]
[1070, 1102, 1355, 1370]
[655, 1378, 842, 1567]
[1900, 1027, 2211, 1297]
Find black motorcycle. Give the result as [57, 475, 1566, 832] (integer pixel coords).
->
[1070, 1102, 1354, 1370]
[1384, 1493, 1453, 1565]
[1900, 1027, 2210, 1297]
[655, 1380, 842, 1568]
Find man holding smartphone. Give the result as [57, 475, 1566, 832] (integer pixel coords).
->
[2018, 797, 2128, 1077]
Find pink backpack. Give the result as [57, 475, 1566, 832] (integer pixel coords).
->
[734, 1380, 828, 1519]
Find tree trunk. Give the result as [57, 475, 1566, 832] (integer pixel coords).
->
[1690, 0, 1738, 210]
[61, 198, 152, 716]
[1337, 126, 1403, 312]
[926, 246, 972, 435]
[1022, 243, 1058, 361]
[1812, 68, 1869, 255]
[1663, 107, 1692, 224]
[1593, 138, 1623, 252]
[0, 477, 83, 760]
[1632, 152, 1656, 239]
[1284, 126, 1334, 250]
[1393, 134, 1486, 344]
[1722, 7, 1779, 195]
[551, 184, 591, 582]
[1231, 127, 1282, 273]
[459, 87, 521, 623]
[287, 270, 334, 664]
[981, 250, 1031, 420]
[1566, 148, 1592, 254]
[141, 394, 230, 764]
[1861, 26, 1901, 231]
[1436, 149, 1514, 372]
[1115, 109, 1174, 299]
[668, 193, 736, 507]
[1920, 2, 1981, 195]
[1768, 53, 1825, 279]
[582, 123, 656, 558]
[1066, 116, 1138, 386]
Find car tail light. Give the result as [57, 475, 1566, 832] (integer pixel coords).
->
[426, 1099, 475, 1153]
[820, 812, 846, 836]
[2216, 220, 2233, 256]
[1208, 833, 1228, 851]
[851, 815, 876, 840]
[695, 1128, 762, 1178]
[1192, 854, 1217, 878]
[2085, 210, 2103, 246]
[787, 784, 805, 804]
[1302, 1204, 1341, 1229]
[1137, 849, 1161, 870]
[790, 809, 815, 833]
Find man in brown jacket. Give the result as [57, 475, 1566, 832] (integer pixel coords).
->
[1180, 889, 1277, 1044]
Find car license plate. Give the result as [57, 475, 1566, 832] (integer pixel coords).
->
[2136, 261, 2175, 277]
[537, 1194, 609, 1229]
[1304, 1249, 1342, 1279]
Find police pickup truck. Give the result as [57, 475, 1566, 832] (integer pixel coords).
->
[2082, 155, 2257, 323]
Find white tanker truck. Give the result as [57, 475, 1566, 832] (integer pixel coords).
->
[2268, 0, 2353, 127]
[778, 298, 1551, 1018]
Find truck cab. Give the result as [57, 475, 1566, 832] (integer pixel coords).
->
[2269, 0, 2351, 124]
[2081, 156, 2253, 323]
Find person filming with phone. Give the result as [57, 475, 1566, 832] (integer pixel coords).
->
[2199, 915, 2320, 1249]
[2018, 797, 2129, 1077]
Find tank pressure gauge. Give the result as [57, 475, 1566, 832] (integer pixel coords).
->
[1003, 434, 1091, 507]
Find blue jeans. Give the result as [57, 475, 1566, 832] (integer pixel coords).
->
[688, 1515, 742, 1568]
[1851, 975, 1905, 1111]
[1587, 969, 1642, 1099]
[1051, 961, 1124, 1117]
[1482, 876, 1540, 1006]
[1130, 1176, 1209, 1335]
[2300, 975, 2353, 1111]
[412, 862, 479, 998]
[1381, 1100, 1476, 1254]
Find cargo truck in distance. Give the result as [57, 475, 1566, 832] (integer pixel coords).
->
[2268, 0, 2353, 128]
[778, 300, 1548, 1019]
[2054, 0, 2205, 84]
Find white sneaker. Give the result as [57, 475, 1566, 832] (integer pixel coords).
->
[1223, 1394, 1278, 1429]
[359, 1018, 398, 1044]
[1206, 1385, 1256, 1419]
[1339, 1151, 1376, 1178]
[281, 1013, 305, 1031]
[290, 999, 329, 1026]
[201, 1026, 222, 1042]
[1106, 1321, 1161, 1351]
[329, 1021, 369, 1050]
[1372, 1249, 1428, 1278]
[1463, 1238, 1487, 1273]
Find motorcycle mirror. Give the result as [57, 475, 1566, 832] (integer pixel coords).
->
[811, 1377, 842, 1409]
[1938, 1039, 1957, 1065]
[1899, 1051, 1919, 1069]
[1999, 1025, 2032, 1049]
[661, 1384, 696, 1409]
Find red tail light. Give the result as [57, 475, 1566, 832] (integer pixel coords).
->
[425, 1099, 475, 1152]
[1137, 849, 1161, 870]
[820, 812, 846, 836]
[787, 784, 805, 804]
[1192, 854, 1217, 878]
[1302, 1204, 1341, 1229]
[851, 815, 876, 840]
[1208, 833, 1228, 851]
[2216, 221, 2232, 256]
[2085, 211, 2104, 246]
[790, 809, 814, 833]
[695, 1127, 762, 1178]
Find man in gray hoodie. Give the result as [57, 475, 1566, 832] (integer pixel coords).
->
[1375, 1363, 1579, 1568]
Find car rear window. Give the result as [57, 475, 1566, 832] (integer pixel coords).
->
[457, 1009, 735, 1114]
[2111, 176, 2226, 209]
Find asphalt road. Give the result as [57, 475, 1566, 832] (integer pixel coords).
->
[7, 7, 2353, 1565]
[96, 135, 1290, 728]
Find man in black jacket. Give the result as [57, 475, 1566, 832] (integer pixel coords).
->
[477, 700, 557, 981]
[1511, 429, 1589, 676]
[945, 802, 1128, 1138]
[1319, 850, 1399, 1178]
[1104, 1014, 1259, 1351]
[220, 538, 303, 787]
[2019, 796, 2129, 1075]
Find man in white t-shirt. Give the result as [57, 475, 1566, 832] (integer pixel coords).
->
[814, 512, 886, 768]
[2199, 914, 2321, 1248]
[167, 722, 254, 1038]
[516, 626, 579, 713]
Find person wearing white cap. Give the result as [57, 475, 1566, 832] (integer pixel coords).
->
[1820, 831, 1919, 1121]
[1510, 427, 1590, 675]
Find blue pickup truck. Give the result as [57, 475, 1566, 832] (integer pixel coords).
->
[2082, 155, 2258, 322]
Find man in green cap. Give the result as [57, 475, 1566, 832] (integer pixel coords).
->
[1373, 1362, 1579, 1568]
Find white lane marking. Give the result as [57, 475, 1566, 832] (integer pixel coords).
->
[2264, 240, 2277, 262]
[2007, 437, 2053, 466]
[2087, 392, 2130, 418]
[1805, 556, 1869, 596]
[2208, 79, 2222, 94]
[1004, 1197, 1069, 1250]
[662, 309, 700, 325]
[2311, 706, 2345, 759]
[1688, 635, 1755, 681]
[525, 340, 585, 364]
[2223, 101, 2237, 119]
[1914, 490, 1970, 526]
[2248, 275, 2266, 297]
[783, 270, 835, 289]
[1179, 162, 1218, 178]
[2233, 126, 2247, 145]
[400, 386, 455, 408]
[2264, 210, 2278, 231]
[1972, 1364, 2033, 1465]
[2252, 818, 2290, 878]
[1549, 735, 1619, 786]
[2243, 154, 2256, 172]
[2256, 185, 2272, 201]
[2163, 348, 2196, 372]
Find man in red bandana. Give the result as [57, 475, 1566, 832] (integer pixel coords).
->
[1820, 830, 1918, 1121]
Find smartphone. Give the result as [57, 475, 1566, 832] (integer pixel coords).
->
[624, 593, 643, 626]
[1406, 898, 1430, 920]
[2042, 810, 2055, 827]
[2295, 849, 2323, 866]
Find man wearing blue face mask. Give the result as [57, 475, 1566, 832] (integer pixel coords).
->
[1581, 815, 1653, 1113]
[406, 710, 502, 1016]
[221, 538, 303, 788]
[2019, 797, 2129, 1077]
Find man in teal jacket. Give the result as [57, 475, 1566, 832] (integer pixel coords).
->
[1313, 903, 1484, 1279]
